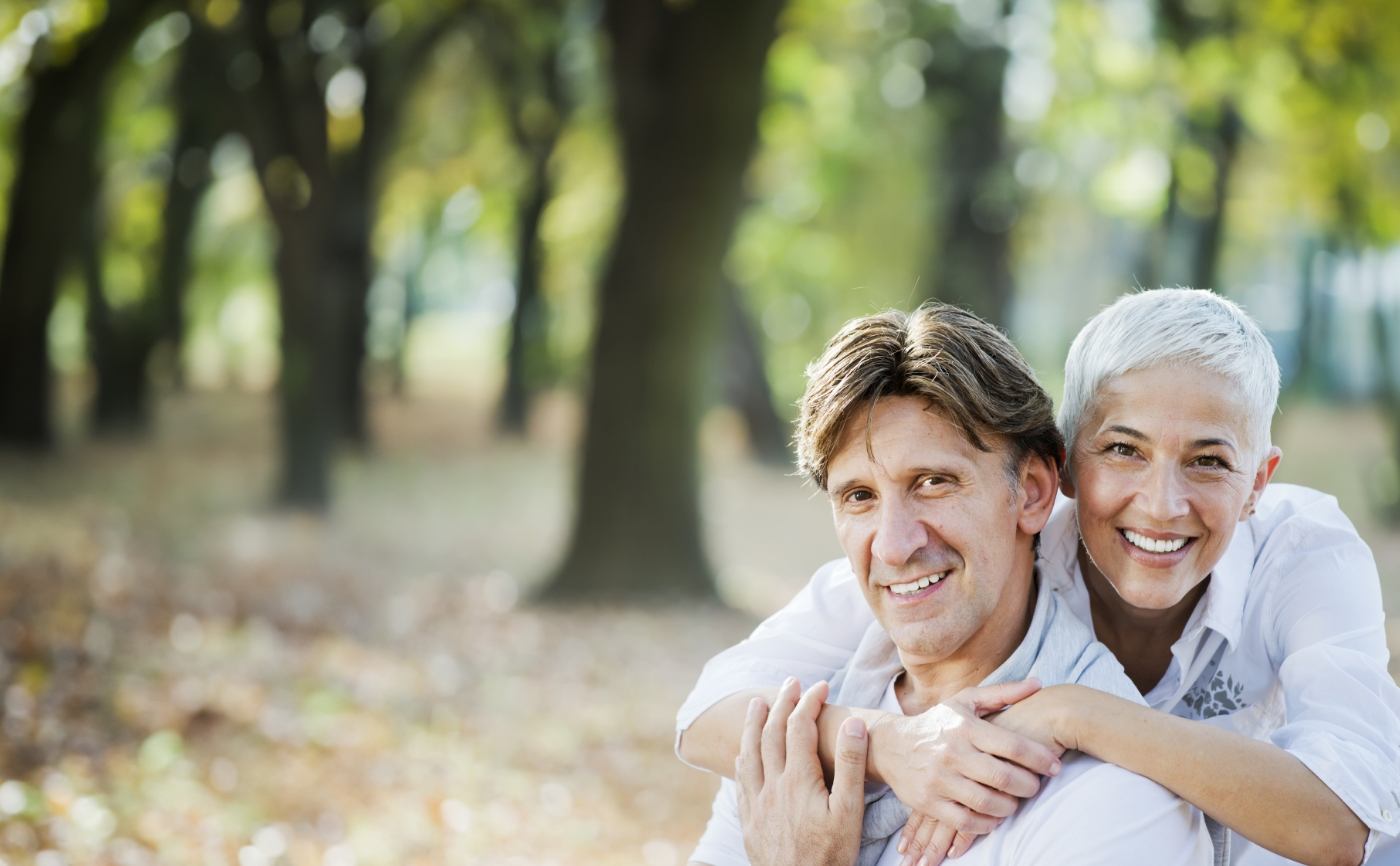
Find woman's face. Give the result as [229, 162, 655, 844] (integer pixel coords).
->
[1064, 365, 1280, 611]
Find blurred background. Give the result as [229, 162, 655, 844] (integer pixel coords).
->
[0, 0, 1398, 863]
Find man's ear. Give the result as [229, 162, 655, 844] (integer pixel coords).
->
[1239, 446, 1282, 521]
[1018, 453, 1059, 536]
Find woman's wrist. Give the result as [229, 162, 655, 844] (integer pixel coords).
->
[1038, 683, 1094, 753]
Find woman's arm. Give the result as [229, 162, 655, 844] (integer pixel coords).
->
[682, 678, 1063, 836]
[676, 559, 874, 767]
[998, 685, 1368, 866]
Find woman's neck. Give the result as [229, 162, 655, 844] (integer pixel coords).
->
[1078, 543, 1207, 694]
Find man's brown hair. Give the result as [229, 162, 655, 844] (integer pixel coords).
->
[795, 302, 1064, 489]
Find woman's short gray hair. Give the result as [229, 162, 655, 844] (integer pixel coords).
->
[1058, 288, 1280, 471]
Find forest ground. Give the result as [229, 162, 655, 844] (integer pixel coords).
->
[0, 390, 1395, 866]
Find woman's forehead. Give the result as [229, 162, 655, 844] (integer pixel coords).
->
[1082, 366, 1253, 440]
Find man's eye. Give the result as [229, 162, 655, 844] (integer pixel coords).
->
[846, 489, 873, 504]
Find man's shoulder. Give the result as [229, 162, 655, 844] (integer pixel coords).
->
[1035, 588, 1143, 702]
[992, 755, 1210, 865]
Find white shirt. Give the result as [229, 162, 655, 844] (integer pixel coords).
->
[692, 679, 1211, 866]
[677, 484, 1400, 863]
[691, 576, 1211, 866]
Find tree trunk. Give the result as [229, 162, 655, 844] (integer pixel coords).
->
[721, 278, 790, 464]
[1188, 102, 1242, 291]
[210, 0, 341, 509]
[83, 204, 157, 434]
[328, 9, 465, 446]
[922, 24, 1016, 328]
[0, 0, 164, 448]
[480, 1, 570, 435]
[543, 0, 785, 602]
[155, 25, 224, 389]
[499, 152, 553, 433]
[271, 213, 339, 509]
[329, 160, 373, 449]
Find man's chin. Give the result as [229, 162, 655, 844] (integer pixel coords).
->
[887, 626, 955, 666]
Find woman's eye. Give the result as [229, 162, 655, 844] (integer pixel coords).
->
[1193, 455, 1231, 470]
[1106, 442, 1136, 457]
[846, 489, 873, 504]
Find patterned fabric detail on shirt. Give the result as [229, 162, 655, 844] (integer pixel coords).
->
[1181, 670, 1247, 720]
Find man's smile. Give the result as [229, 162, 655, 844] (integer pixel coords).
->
[886, 570, 951, 601]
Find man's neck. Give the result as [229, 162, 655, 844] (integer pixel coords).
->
[893, 568, 1039, 715]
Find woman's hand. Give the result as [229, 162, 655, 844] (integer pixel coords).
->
[985, 683, 1081, 754]
[871, 679, 1062, 836]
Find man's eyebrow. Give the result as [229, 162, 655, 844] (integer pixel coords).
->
[827, 479, 861, 501]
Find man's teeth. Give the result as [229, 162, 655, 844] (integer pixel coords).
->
[1122, 530, 1188, 554]
[890, 573, 945, 595]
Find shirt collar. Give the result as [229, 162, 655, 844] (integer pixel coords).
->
[1190, 516, 1253, 649]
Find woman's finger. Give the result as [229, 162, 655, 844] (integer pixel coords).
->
[959, 749, 1042, 798]
[936, 771, 1019, 820]
[968, 716, 1061, 776]
[952, 679, 1042, 715]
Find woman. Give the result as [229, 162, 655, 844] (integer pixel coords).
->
[676, 289, 1400, 866]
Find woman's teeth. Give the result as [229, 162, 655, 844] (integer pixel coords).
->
[1122, 530, 1188, 554]
[890, 573, 945, 595]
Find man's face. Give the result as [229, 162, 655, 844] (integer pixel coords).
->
[826, 396, 1049, 668]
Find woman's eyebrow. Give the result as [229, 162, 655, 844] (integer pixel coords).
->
[1103, 424, 1146, 440]
[1192, 437, 1236, 452]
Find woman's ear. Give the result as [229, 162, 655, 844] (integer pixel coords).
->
[1059, 467, 1077, 499]
[1239, 446, 1282, 520]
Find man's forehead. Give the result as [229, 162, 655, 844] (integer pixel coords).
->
[828, 398, 993, 476]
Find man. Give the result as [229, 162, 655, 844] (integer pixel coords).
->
[681, 304, 1211, 866]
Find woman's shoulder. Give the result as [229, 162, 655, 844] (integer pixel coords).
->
[1250, 483, 1369, 563]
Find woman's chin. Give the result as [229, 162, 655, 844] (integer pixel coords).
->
[1107, 576, 1205, 614]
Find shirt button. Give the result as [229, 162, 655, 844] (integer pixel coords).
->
[1384, 808, 1393, 822]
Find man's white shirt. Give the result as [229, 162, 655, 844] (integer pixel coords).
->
[678, 484, 1400, 864]
[691, 679, 1211, 866]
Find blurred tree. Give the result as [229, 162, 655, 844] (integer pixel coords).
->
[82, 200, 160, 433]
[478, 0, 573, 435]
[328, 1, 467, 447]
[82, 21, 225, 434]
[1139, 0, 1243, 292]
[919, 0, 1019, 328]
[544, 0, 786, 601]
[721, 277, 791, 464]
[0, 0, 168, 447]
[154, 23, 227, 391]
[206, 0, 465, 505]
[208, 0, 345, 507]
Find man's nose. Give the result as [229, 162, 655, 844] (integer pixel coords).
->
[1142, 461, 1191, 522]
[871, 498, 929, 566]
